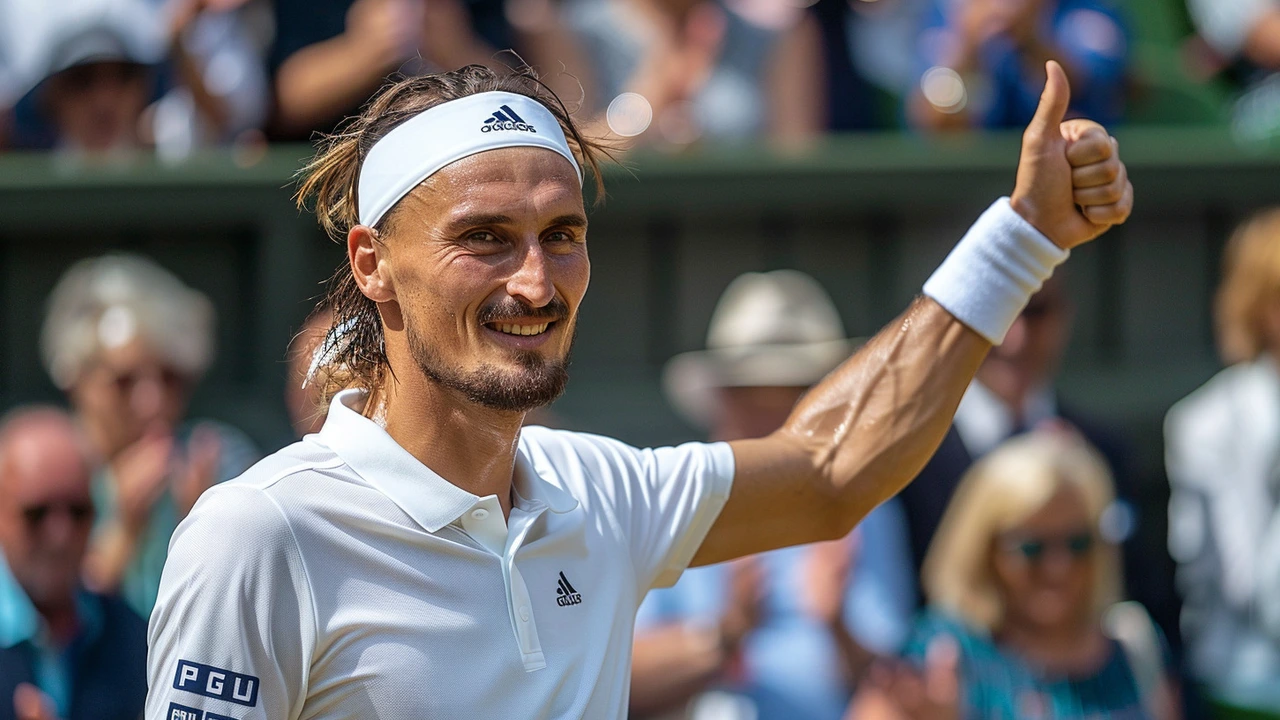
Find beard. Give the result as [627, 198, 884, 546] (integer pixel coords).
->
[406, 303, 575, 413]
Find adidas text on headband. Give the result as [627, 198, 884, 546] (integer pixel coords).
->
[357, 91, 585, 228]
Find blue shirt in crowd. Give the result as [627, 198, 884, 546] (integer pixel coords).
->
[635, 500, 915, 720]
[0, 556, 146, 720]
[917, 0, 1129, 127]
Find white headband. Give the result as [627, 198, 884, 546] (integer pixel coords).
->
[357, 91, 584, 227]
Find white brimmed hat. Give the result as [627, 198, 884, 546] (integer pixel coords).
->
[662, 270, 861, 428]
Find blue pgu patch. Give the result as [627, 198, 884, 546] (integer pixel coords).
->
[167, 702, 202, 720]
[174, 659, 260, 707]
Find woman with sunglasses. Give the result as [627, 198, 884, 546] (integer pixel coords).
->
[851, 432, 1180, 720]
[39, 254, 259, 619]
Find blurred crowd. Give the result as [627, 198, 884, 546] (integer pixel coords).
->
[0, 0, 1277, 161]
[5, 208, 1280, 720]
[3, 1, 1280, 720]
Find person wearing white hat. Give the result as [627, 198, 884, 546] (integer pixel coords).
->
[144, 59, 1132, 719]
[632, 270, 915, 720]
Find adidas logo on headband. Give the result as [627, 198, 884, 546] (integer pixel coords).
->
[481, 105, 538, 134]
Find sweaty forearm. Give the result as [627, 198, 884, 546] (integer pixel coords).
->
[782, 297, 988, 527]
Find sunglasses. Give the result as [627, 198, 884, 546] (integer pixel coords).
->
[21, 502, 95, 528]
[1002, 532, 1095, 562]
[104, 366, 186, 395]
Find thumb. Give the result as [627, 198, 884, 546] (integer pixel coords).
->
[1026, 60, 1070, 140]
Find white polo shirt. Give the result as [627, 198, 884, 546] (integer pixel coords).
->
[145, 389, 734, 720]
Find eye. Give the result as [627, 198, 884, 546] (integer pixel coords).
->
[465, 230, 502, 245]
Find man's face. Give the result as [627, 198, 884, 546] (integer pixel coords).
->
[379, 147, 589, 412]
[0, 420, 94, 609]
[713, 386, 808, 442]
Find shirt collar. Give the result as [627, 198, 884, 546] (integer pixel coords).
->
[953, 380, 1057, 457]
[318, 390, 577, 532]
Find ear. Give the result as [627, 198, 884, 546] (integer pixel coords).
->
[349, 225, 395, 303]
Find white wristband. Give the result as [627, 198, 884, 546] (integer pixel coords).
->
[923, 198, 1069, 344]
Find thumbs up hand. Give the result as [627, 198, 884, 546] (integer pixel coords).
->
[1010, 60, 1133, 250]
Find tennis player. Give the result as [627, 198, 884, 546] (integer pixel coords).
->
[146, 60, 1132, 719]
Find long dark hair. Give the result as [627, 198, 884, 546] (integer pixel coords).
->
[295, 64, 610, 413]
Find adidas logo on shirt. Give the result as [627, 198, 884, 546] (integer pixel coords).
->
[481, 105, 538, 134]
[555, 571, 582, 607]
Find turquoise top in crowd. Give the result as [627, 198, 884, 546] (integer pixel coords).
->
[91, 419, 259, 617]
[902, 610, 1160, 720]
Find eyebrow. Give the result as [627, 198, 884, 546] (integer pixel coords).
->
[442, 212, 588, 235]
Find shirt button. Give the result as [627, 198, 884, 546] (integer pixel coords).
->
[470, 508, 489, 520]
[519, 606, 530, 622]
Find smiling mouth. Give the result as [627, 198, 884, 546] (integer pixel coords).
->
[485, 321, 555, 337]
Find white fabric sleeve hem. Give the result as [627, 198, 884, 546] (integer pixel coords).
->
[923, 197, 1069, 344]
[650, 441, 735, 589]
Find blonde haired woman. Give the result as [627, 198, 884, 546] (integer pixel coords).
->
[1166, 208, 1280, 711]
[854, 432, 1178, 720]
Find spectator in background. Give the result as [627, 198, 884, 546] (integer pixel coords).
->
[1186, 0, 1280, 139]
[1166, 208, 1280, 712]
[0, 407, 147, 720]
[40, 254, 258, 618]
[285, 304, 334, 437]
[853, 432, 1179, 720]
[270, 0, 577, 140]
[632, 270, 915, 720]
[898, 274, 1181, 658]
[561, 0, 825, 147]
[1187, 0, 1280, 74]
[909, 0, 1128, 130]
[0, 0, 269, 158]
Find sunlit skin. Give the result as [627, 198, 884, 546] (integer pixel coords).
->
[348, 147, 588, 516]
[0, 412, 94, 645]
[991, 485, 1108, 673]
[69, 338, 191, 461]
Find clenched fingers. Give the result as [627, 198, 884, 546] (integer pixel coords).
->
[1073, 161, 1128, 205]
[1081, 180, 1133, 225]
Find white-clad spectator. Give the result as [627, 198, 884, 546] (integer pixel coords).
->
[1187, 0, 1280, 70]
[41, 254, 259, 618]
[1167, 208, 1280, 712]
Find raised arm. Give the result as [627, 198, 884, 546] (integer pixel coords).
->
[693, 61, 1133, 566]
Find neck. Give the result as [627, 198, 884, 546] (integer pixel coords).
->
[381, 374, 526, 519]
[996, 616, 1105, 674]
[35, 598, 80, 647]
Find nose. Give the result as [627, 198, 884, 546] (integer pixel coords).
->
[506, 241, 555, 308]
[129, 373, 165, 423]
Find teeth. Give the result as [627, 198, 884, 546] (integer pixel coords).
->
[493, 323, 550, 336]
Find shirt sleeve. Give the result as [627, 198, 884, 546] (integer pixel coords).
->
[145, 484, 315, 720]
[540, 431, 735, 595]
